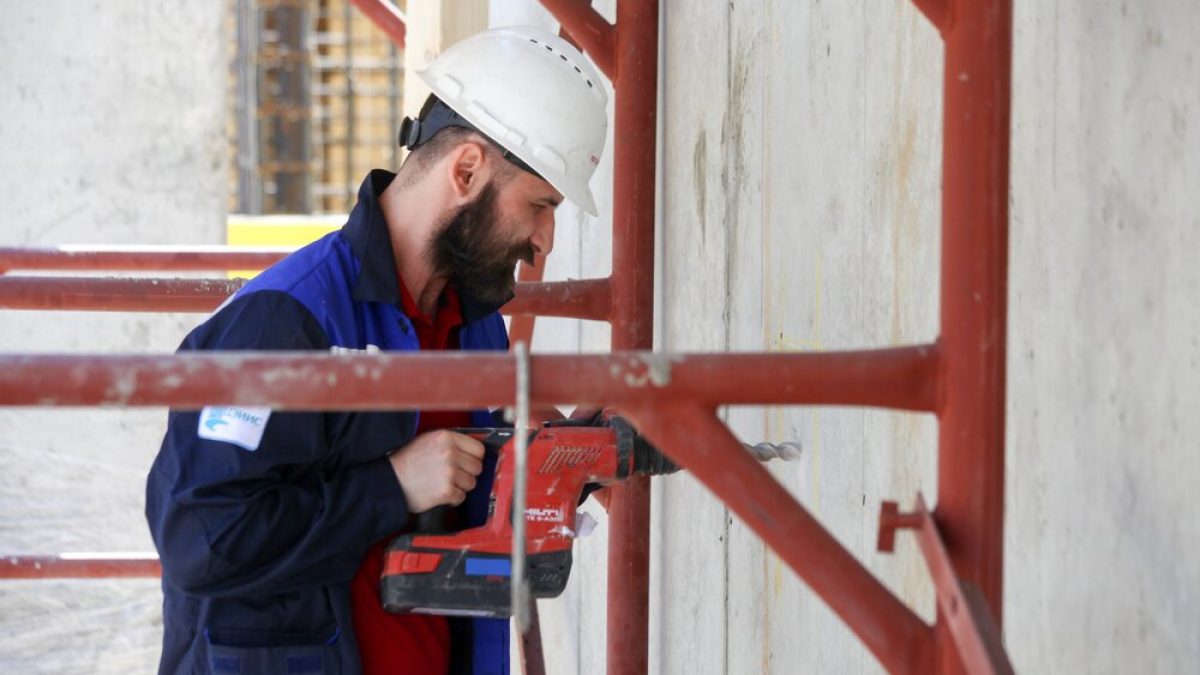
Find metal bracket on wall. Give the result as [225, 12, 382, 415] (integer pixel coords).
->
[878, 495, 1016, 675]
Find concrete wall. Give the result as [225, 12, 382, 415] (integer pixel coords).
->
[508, 1, 1200, 674]
[404, 0, 490, 119]
[0, 3, 227, 672]
[650, 0, 1200, 673]
[653, 2, 941, 673]
[1007, 1, 1200, 672]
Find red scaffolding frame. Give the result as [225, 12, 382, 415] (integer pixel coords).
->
[0, 0, 1013, 672]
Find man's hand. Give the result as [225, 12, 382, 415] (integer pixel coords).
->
[388, 430, 485, 513]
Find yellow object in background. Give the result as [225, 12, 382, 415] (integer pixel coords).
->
[226, 215, 344, 279]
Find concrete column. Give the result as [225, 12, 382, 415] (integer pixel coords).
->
[402, 0, 489, 117]
[0, 3, 227, 672]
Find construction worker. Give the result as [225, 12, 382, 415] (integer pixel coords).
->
[145, 26, 607, 675]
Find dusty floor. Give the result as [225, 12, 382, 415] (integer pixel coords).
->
[1, 410, 165, 672]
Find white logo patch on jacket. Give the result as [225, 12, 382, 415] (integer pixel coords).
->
[330, 343, 381, 355]
[197, 407, 272, 451]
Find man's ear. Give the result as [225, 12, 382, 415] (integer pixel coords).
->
[447, 140, 490, 202]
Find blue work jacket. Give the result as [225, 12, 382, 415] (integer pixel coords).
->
[146, 170, 511, 675]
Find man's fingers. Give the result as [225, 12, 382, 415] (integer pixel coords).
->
[442, 486, 467, 507]
[454, 452, 484, 476]
[448, 433, 486, 460]
[390, 429, 490, 512]
[452, 469, 477, 494]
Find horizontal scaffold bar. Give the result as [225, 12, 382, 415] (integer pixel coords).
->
[0, 346, 939, 411]
[0, 276, 613, 320]
[1, 554, 161, 579]
[0, 246, 290, 272]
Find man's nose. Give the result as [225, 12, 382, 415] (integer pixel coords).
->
[530, 211, 556, 256]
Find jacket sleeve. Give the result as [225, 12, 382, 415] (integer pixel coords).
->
[145, 290, 414, 597]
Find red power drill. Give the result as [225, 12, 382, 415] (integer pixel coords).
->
[380, 415, 797, 617]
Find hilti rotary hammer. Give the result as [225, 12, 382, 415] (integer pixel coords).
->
[380, 414, 797, 617]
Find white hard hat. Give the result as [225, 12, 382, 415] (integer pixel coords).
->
[412, 26, 609, 216]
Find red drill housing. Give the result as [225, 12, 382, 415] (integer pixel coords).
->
[380, 417, 662, 617]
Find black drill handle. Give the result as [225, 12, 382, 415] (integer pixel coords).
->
[412, 506, 453, 534]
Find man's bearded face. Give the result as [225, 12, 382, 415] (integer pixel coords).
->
[429, 181, 535, 307]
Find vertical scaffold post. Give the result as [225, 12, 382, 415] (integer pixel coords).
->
[935, 0, 1012, 671]
[606, 1, 658, 675]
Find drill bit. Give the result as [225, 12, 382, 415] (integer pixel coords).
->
[742, 441, 802, 462]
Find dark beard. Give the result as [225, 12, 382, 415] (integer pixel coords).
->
[429, 182, 535, 307]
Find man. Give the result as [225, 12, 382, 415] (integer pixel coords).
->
[146, 26, 608, 675]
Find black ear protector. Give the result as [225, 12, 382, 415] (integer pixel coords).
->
[398, 95, 542, 179]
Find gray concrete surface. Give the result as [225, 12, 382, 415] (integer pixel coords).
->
[653, 2, 941, 673]
[0, 2, 227, 672]
[644, 0, 1200, 673]
[1007, 1, 1200, 672]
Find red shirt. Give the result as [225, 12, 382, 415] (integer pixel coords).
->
[350, 280, 472, 675]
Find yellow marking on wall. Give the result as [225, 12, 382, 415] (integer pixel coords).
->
[760, 258, 828, 663]
[767, 258, 825, 513]
[226, 215, 344, 278]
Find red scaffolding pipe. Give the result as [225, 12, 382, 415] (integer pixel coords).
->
[624, 405, 934, 675]
[602, 2, 659, 673]
[934, 2, 1011, 673]
[910, 0, 950, 32]
[878, 496, 1015, 675]
[0, 277, 244, 313]
[0, 276, 613, 321]
[1, 555, 161, 579]
[510, 277, 613, 322]
[0, 347, 938, 411]
[347, 0, 407, 49]
[539, 0, 617, 80]
[0, 246, 288, 273]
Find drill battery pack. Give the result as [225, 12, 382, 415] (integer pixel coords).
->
[380, 540, 572, 617]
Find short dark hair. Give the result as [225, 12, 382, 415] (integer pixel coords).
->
[398, 125, 517, 189]
[397, 94, 523, 187]
[404, 125, 474, 171]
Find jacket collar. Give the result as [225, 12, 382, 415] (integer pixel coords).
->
[342, 169, 510, 324]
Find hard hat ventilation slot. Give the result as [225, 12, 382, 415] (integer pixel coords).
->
[526, 36, 595, 89]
